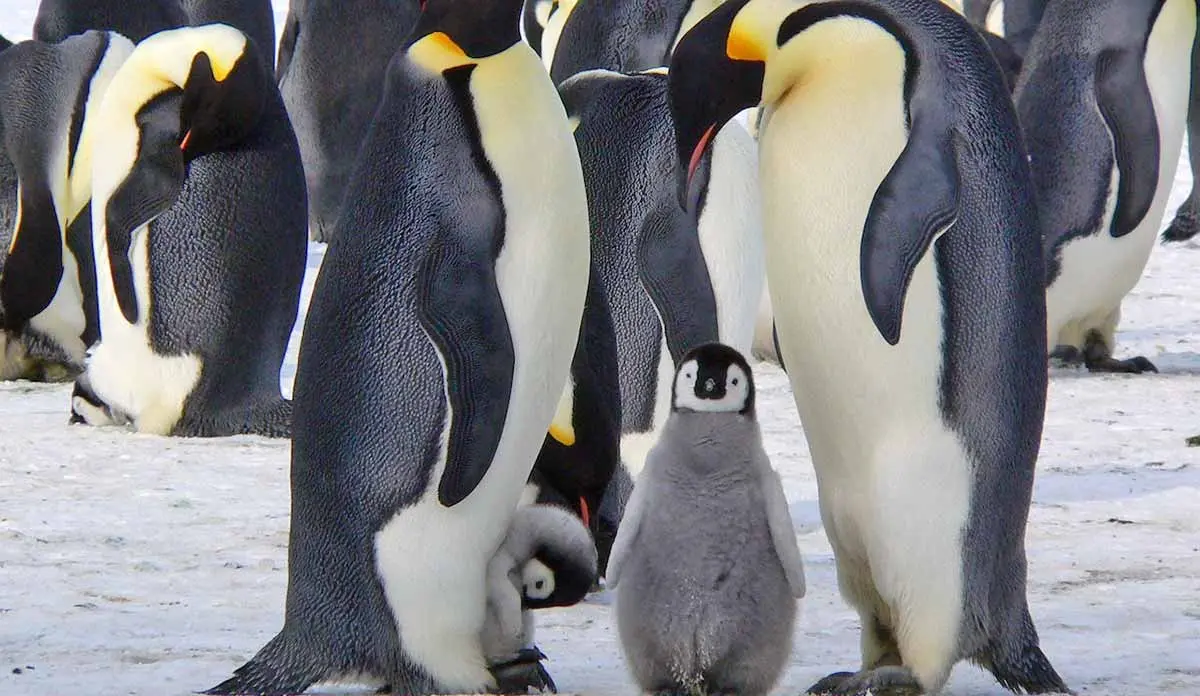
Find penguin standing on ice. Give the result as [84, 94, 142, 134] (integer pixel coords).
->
[1018, 0, 1197, 374]
[608, 343, 805, 696]
[181, 0, 277, 71]
[33, 0, 185, 43]
[669, 1, 1067, 694]
[72, 24, 307, 437]
[276, 0, 421, 242]
[546, 0, 724, 83]
[558, 68, 764, 477]
[0, 31, 134, 382]
[205, 0, 589, 691]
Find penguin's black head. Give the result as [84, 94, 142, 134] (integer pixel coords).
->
[672, 342, 755, 417]
[669, 0, 764, 208]
[521, 543, 597, 610]
[177, 43, 266, 162]
[407, 0, 523, 59]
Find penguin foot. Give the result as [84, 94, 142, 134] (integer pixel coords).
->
[1084, 355, 1158, 374]
[807, 667, 922, 696]
[490, 647, 557, 694]
[1048, 345, 1083, 368]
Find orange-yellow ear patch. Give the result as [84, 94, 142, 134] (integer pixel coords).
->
[408, 31, 475, 73]
[726, 25, 766, 62]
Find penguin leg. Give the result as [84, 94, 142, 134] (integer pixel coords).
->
[825, 666, 924, 696]
[1081, 329, 1157, 375]
[489, 647, 557, 694]
[1047, 345, 1083, 368]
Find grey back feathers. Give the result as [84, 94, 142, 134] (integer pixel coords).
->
[558, 70, 719, 434]
[277, 0, 421, 242]
[33, 0, 185, 42]
[1162, 28, 1200, 243]
[181, 0, 277, 71]
[549, 0, 699, 83]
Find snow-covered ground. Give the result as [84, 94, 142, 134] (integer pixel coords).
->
[3, 5, 1200, 696]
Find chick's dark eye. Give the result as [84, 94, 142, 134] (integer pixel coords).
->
[536, 580, 545, 589]
[731, 378, 739, 386]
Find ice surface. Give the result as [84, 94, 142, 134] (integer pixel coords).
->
[1, 4, 1199, 696]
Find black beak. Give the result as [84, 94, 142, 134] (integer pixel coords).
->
[668, 0, 765, 209]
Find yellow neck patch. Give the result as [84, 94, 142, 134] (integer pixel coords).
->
[409, 31, 475, 73]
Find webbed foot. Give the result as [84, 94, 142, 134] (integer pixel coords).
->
[1084, 355, 1158, 374]
[490, 647, 557, 694]
[808, 666, 922, 696]
[1048, 345, 1083, 368]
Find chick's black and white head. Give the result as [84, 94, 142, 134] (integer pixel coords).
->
[672, 342, 754, 416]
[520, 542, 596, 610]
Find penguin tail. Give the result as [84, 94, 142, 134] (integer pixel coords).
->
[203, 632, 321, 696]
[240, 398, 293, 439]
[982, 630, 1072, 695]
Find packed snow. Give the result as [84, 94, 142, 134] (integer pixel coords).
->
[1, 4, 1199, 696]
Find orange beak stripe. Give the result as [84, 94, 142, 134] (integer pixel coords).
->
[579, 497, 590, 528]
[180, 129, 193, 152]
[687, 124, 717, 188]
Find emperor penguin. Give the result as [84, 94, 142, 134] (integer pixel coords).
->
[33, 0, 185, 43]
[482, 503, 597, 692]
[181, 0, 277, 72]
[528, 264, 621, 567]
[1018, 0, 1196, 374]
[545, 0, 725, 83]
[72, 23, 307, 437]
[669, 1, 1068, 694]
[557, 68, 764, 478]
[607, 343, 805, 696]
[1161, 33, 1200, 244]
[0, 31, 134, 382]
[276, 0, 421, 242]
[521, 0, 554, 54]
[205, 0, 590, 692]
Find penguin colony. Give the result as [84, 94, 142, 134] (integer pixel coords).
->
[0, 0, 1195, 693]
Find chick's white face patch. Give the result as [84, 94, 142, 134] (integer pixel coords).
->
[522, 558, 555, 600]
[674, 359, 750, 413]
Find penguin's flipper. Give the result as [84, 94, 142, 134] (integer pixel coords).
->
[0, 182, 65, 331]
[417, 228, 515, 508]
[860, 114, 960, 346]
[760, 467, 805, 598]
[637, 202, 720, 364]
[102, 94, 187, 324]
[1094, 46, 1160, 239]
[603, 474, 648, 589]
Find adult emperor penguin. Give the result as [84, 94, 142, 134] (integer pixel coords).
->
[181, 0, 277, 72]
[522, 0, 554, 54]
[558, 68, 764, 477]
[72, 23, 306, 437]
[33, 0, 185, 43]
[1162, 34, 1200, 244]
[608, 343, 805, 696]
[546, 0, 724, 83]
[206, 0, 589, 692]
[277, 0, 421, 242]
[0, 31, 134, 381]
[669, 1, 1068, 694]
[1018, 0, 1196, 374]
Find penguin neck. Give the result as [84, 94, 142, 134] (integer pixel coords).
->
[662, 411, 761, 478]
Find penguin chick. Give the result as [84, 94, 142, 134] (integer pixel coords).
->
[483, 503, 598, 694]
[608, 343, 805, 696]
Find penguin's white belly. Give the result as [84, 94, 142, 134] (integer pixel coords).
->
[372, 43, 589, 693]
[701, 119, 765, 357]
[1046, 0, 1194, 346]
[757, 34, 968, 672]
[87, 227, 201, 435]
[619, 334, 674, 477]
[28, 260, 86, 361]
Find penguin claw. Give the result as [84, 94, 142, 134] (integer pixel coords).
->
[489, 647, 557, 694]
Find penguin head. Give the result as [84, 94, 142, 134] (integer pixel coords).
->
[669, 0, 764, 206]
[176, 43, 267, 162]
[520, 543, 596, 610]
[672, 343, 755, 417]
[406, 0, 524, 67]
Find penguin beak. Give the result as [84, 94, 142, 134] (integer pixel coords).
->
[669, 0, 765, 209]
